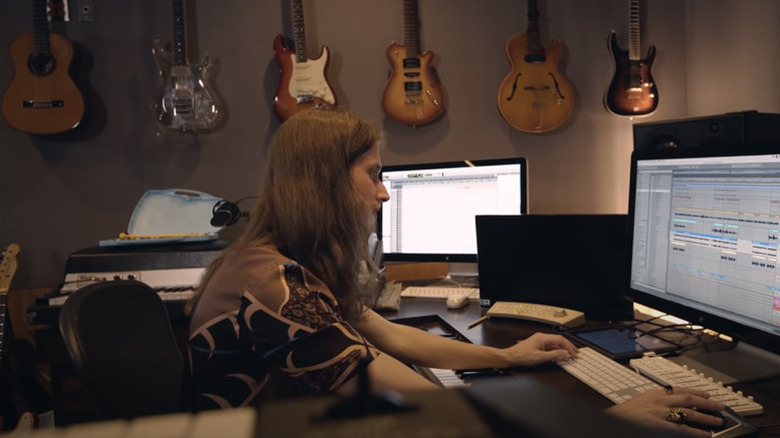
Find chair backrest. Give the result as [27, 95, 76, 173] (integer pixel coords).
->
[58, 280, 185, 420]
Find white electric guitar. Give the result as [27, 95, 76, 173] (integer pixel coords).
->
[272, 0, 337, 122]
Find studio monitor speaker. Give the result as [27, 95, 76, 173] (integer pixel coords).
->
[633, 111, 780, 151]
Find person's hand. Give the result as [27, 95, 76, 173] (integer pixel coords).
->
[606, 387, 725, 437]
[503, 332, 579, 366]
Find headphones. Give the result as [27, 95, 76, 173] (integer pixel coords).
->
[210, 199, 250, 227]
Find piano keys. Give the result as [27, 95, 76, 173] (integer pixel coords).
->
[27, 241, 228, 324]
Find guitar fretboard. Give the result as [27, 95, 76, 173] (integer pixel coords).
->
[628, 0, 641, 61]
[32, 0, 50, 57]
[402, 0, 421, 58]
[526, 0, 544, 53]
[291, 0, 308, 63]
[172, 0, 187, 66]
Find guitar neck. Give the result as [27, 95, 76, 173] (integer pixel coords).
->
[0, 295, 7, 365]
[0, 243, 20, 368]
[291, 0, 308, 63]
[526, 0, 542, 52]
[171, 0, 187, 66]
[32, 0, 50, 56]
[402, 0, 421, 58]
[628, 0, 641, 61]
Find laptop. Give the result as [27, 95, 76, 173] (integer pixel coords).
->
[475, 214, 634, 321]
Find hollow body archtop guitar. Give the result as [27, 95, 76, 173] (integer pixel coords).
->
[497, 0, 574, 134]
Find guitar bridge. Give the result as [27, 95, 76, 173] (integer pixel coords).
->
[22, 100, 65, 108]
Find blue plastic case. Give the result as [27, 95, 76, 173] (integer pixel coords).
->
[99, 189, 223, 247]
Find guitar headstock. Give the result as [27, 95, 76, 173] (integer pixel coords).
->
[0, 243, 21, 294]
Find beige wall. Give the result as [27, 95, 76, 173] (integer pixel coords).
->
[1, 0, 779, 288]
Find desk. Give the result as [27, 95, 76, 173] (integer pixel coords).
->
[384, 297, 780, 435]
[24, 296, 780, 434]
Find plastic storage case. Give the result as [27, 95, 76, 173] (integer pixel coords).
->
[99, 189, 223, 247]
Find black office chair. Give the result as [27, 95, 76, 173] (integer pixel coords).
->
[58, 279, 186, 420]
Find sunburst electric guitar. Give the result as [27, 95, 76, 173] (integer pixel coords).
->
[153, 0, 223, 132]
[381, 0, 445, 126]
[604, 0, 658, 116]
[273, 0, 337, 122]
[1, 0, 84, 134]
[497, 0, 574, 134]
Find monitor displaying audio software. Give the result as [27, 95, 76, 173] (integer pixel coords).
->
[379, 158, 527, 269]
[626, 143, 780, 357]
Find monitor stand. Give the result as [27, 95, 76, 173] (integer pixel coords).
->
[668, 340, 780, 385]
[446, 262, 479, 286]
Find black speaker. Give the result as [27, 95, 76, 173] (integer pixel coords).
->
[633, 111, 780, 151]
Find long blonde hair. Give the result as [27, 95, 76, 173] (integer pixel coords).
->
[189, 109, 383, 322]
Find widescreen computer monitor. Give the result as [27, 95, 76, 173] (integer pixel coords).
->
[379, 157, 527, 277]
[626, 143, 780, 361]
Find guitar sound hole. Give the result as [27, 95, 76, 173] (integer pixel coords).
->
[28, 53, 55, 76]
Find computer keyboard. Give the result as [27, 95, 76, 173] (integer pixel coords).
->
[557, 347, 764, 416]
[556, 347, 659, 404]
[630, 354, 763, 416]
[400, 286, 479, 299]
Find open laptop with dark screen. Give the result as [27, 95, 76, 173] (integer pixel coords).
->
[475, 214, 634, 321]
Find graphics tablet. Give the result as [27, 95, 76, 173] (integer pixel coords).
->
[565, 326, 679, 360]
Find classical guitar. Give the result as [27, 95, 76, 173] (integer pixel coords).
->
[1, 0, 84, 135]
[273, 0, 337, 122]
[381, 0, 445, 126]
[153, 0, 223, 132]
[604, 0, 658, 116]
[497, 0, 574, 134]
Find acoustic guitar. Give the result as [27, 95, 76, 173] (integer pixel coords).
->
[381, 0, 445, 126]
[273, 0, 337, 122]
[604, 0, 658, 116]
[1, 0, 84, 135]
[497, 0, 574, 134]
[153, 0, 223, 132]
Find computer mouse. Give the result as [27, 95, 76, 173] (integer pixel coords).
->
[446, 294, 470, 309]
[685, 407, 739, 434]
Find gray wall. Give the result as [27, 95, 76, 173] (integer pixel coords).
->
[2, 0, 779, 289]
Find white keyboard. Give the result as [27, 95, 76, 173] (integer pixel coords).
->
[630, 354, 763, 416]
[557, 347, 659, 404]
[557, 347, 764, 416]
[400, 286, 479, 299]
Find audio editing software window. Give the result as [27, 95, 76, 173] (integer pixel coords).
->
[381, 163, 523, 256]
[631, 153, 780, 333]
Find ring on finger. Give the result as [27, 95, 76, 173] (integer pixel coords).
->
[666, 407, 687, 423]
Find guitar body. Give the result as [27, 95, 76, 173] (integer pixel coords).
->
[1, 32, 84, 134]
[497, 33, 574, 134]
[152, 40, 222, 132]
[272, 34, 337, 122]
[381, 42, 445, 126]
[604, 31, 658, 116]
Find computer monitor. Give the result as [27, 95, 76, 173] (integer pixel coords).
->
[379, 157, 527, 277]
[626, 143, 780, 364]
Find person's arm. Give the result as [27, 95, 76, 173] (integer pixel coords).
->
[354, 308, 578, 371]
